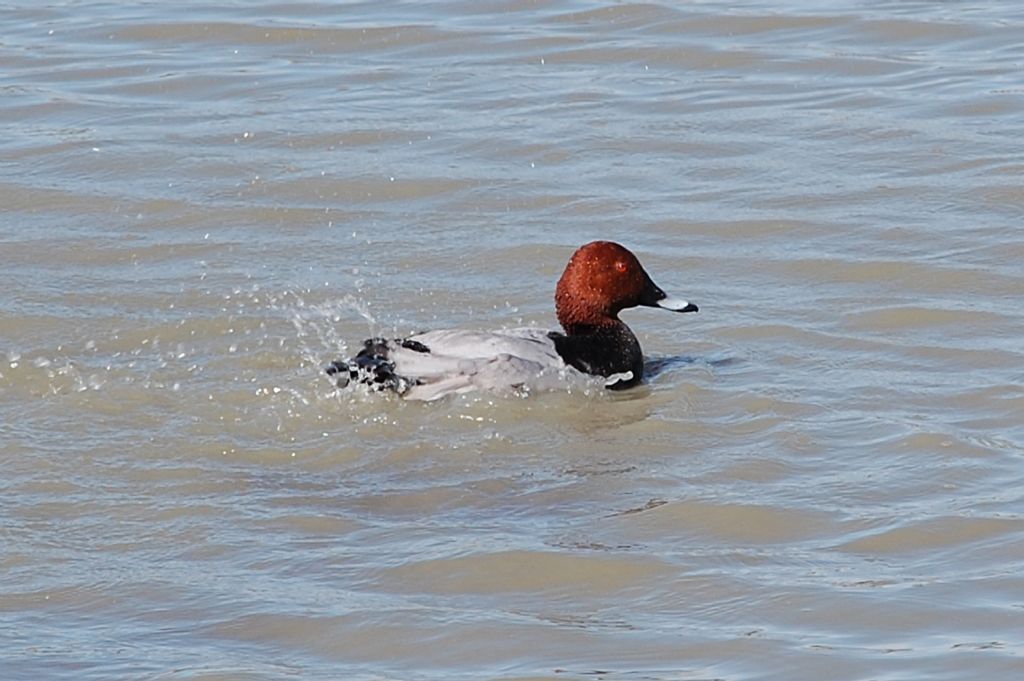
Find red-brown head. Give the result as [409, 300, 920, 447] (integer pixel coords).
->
[554, 241, 697, 333]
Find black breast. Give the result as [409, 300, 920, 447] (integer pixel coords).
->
[547, 322, 644, 389]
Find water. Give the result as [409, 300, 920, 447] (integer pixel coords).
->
[2, 1, 1023, 679]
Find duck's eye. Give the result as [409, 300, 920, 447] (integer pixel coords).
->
[614, 261, 629, 274]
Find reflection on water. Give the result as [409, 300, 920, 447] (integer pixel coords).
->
[2, 1, 1023, 680]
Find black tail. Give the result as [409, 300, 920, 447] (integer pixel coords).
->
[325, 338, 409, 392]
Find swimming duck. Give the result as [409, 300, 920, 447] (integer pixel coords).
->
[326, 241, 698, 401]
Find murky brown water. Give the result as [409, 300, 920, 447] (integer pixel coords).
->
[3, 2, 1023, 679]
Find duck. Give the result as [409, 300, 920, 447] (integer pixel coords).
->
[326, 241, 698, 401]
